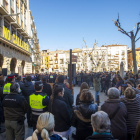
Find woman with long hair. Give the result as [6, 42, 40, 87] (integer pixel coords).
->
[26, 112, 66, 140]
[115, 75, 124, 88]
[76, 82, 89, 105]
[48, 84, 71, 139]
[72, 89, 98, 140]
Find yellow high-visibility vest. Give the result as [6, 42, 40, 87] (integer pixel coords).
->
[3, 83, 21, 94]
[30, 93, 47, 109]
[3, 83, 11, 94]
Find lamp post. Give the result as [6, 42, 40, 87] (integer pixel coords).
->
[113, 14, 140, 74]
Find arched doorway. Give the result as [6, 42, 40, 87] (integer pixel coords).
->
[10, 58, 17, 74]
[21, 60, 25, 75]
[0, 54, 3, 68]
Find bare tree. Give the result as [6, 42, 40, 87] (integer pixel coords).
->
[80, 37, 107, 72]
[113, 14, 140, 74]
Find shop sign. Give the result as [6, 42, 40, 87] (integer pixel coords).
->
[2, 26, 29, 52]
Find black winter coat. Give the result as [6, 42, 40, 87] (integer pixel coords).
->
[57, 83, 73, 116]
[105, 76, 110, 87]
[76, 93, 80, 106]
[0, 80, 4, 101]
[22, 81, 35, 102]
[120, 95, 140, 135]
[48, 96, 71, 132]
[71, 101, 98, 140]
[42, 82, 52, 97]
[2, 92, 28, 121]
[17, 80, 24, 90]
[101, 99, 127, 140]
[86, 134, 114, 140]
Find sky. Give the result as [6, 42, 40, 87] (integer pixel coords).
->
[29, 0, 140, 51]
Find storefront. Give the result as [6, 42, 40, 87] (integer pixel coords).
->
[0, 26, 32, 75]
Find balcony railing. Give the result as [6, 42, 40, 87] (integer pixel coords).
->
[3, 0, 8, 12]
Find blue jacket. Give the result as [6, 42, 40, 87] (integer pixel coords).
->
[37, 133, 64, 140]
[22, 81, 35, 102]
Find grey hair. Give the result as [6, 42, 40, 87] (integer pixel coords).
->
[91, 111, 111, 133]
[108, 87, 120, 99]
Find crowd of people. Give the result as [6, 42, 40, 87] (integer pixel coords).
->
[0, 70, 140, 140]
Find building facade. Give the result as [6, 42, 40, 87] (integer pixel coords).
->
[41, 44, 128, 73]
[0, 0, 40, 74]
[128, 47, 140, 70]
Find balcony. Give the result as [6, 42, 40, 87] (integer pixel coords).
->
[34, 39, 38, 44]
[33, 28, 37, 34]
[49, 59, 53, 61]
[54, 67, 59, 69]
[54, 54, 58, 57]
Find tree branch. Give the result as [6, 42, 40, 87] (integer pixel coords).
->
[135, 37, 140, 42]
[135, 23, 140, 38]
[118, 27, 131, 38]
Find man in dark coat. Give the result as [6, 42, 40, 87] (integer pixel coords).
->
[16, 76, 24, 90]
[57, 75, 73, 116]
[2, 83, 28, 140]
[22, 76, 35, 127]
[42, 76, 52, 97]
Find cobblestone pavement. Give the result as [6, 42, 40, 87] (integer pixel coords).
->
[0, 86, 108, 140]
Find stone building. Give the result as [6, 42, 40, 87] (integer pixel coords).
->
[128, 47, 140, 70]
[0, 0, 40, 74]
[41, 44, 128, 73]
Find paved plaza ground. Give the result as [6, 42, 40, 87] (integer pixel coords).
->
[0, 86, 108, 140]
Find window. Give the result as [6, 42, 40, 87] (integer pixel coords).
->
[24, 9, 26, 19]
[16, 0, 19, 8]
[20, 2, 23, 14]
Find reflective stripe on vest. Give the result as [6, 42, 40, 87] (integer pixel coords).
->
[30, 94, 47, 115]
[3, 83, 11, 94]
